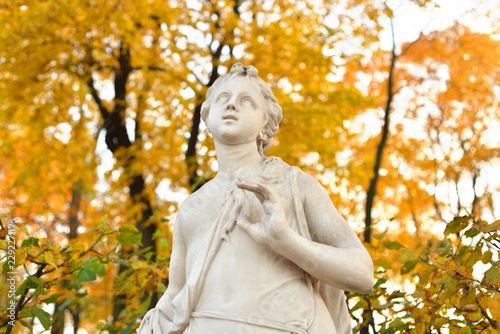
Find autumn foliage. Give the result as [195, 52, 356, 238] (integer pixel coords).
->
[0, 0, 499, 333]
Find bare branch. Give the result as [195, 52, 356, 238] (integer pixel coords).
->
[86, 75, 110, 120]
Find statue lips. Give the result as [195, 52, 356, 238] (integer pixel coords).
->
[222, 114, 238, 122]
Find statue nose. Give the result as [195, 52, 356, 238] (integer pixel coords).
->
[226, 103, 236, 111]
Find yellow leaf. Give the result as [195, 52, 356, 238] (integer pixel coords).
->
[434, 318, 447, 328]
[475, 220, 500, 233]
[449, 325, 471, 334]
[15, 222, 29, 236]
[44, 251, 60, 278]
[482, 250, 493, 264]
[15, 248, 27, 265]
[489, 294, 500, 322]
[70, 241, 86, 253]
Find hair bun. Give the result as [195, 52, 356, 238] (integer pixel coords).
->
[230, 63, 245, 75]
[230, 63, 258, 77]
[246, 65, 258, 77]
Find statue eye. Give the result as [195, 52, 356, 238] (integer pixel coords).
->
[216, 92, 230, 103]
[241, 96, 255, 107]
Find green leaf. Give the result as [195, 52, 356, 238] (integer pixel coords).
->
[373, 229, 388, 240]
[58, 297, 72, 311]
[401, 260, 418, 275]
[41, 293, 63, 304]
[19, 319, 33, 330]
[455, 246, 469, 262]
[464, 227, 479, 238]
[82, 257, 97, 268]
[75, 291, 88, 298]
[2, 261, 11, 274]
[117, 225, 142, 246]
[374, 259, 392, 270]
[386, 318, 405, 334]
[159, 237, 171, 249]
[111, 257, 131, 267]
[444, 216, 470, 236]
[374, 277, 388, 288]
[31, 307, 52, 330]
[466, 244, 482, 267]
[158, 282, 167, 293]
[138, 294, 152, 314]
[152, 228, 164, 240]
[484, 262, 499, 285]
[433, 275, 452, 285]
[122, 322, 136, 334]
[82, 257, 106, 277]
[21, 237, 39, 247]
[442, 278, 458, 301]
[66, 282, 83, 290]
[16, 276, 43, 295]
[419, 265, 436, 285]
[383, 240, 403, 250]
[77, 268, 96, 282]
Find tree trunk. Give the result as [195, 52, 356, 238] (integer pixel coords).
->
[364, 20, 397, 245]
[361, 20, 396, 334]
[185, 1, 241, 192]
[186, 102, 203, 190]
[86, 42, 157, 331]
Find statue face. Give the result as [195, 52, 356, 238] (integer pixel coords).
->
[206, 76, 266, 147]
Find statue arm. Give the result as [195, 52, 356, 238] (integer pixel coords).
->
[155, 210, 187, 320]
[236, 173, 373, 292]
[297, 172, 374, 292]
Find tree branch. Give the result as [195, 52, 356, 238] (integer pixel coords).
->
[476, 297, 499, 329]
[86, 75, 110, 120]
[5, 264, 47, 334]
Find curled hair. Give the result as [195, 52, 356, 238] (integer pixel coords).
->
[201, 63, 283, 155]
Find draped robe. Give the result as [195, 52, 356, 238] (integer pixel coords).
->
[138, 157, 351, 334]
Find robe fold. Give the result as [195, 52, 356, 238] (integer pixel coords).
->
[138, 157, 351, 334]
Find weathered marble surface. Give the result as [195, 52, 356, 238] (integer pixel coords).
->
[138, 63, 374, 334]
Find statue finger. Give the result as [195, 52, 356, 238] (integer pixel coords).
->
[254, 182, 280, 203]
[236, 179, 265, 202]
[235, 178, 259, 192]
[236, 179, 278, 203]
[236, 217, 252, 230]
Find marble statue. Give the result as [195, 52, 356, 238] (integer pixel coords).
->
[138, 63, 374, 334]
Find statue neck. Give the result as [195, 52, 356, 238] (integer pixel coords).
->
[214, 141, 265, 182]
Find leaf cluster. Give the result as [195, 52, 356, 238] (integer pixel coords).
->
[351, 215, 500, 333]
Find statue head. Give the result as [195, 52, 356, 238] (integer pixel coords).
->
[201, 63, 283, 155]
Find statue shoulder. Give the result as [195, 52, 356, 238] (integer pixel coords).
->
[176, 179, 217, 218]
[260, 156, 322, 190]
[291, 167, 330, 203]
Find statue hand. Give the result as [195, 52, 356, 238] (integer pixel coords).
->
[137, 308, 170, 333]
[235, 179, 292, 249]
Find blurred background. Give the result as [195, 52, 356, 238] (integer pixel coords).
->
[1, 0, 499, 333]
